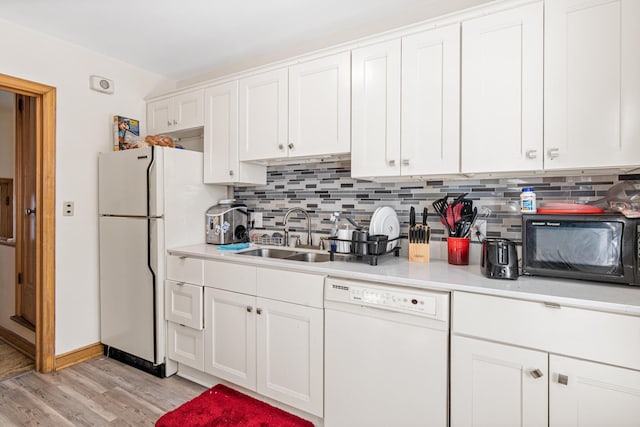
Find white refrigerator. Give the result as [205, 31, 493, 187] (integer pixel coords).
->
[98, 146, 226, 376]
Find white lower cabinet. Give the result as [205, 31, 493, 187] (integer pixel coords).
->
[203, 287, 257, 390]
[451, 291, 640, 427]
[167, 322, 204, 371]
[256, 297, 323, 417]
[451, 335, 548, 427]
[550, 355, 640, 427]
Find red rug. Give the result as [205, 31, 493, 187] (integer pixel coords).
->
[156, 384, 314, 427]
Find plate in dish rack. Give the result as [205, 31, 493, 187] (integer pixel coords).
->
[369, 206, 400, 250]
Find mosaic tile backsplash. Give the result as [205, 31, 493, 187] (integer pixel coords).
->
[234, 160, 633, 244]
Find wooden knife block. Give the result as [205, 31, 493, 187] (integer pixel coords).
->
[408, 225, 430, 263]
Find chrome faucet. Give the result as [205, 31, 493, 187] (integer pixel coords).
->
[283, 207, 312, 247]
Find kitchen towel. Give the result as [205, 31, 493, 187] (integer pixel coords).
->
[155, 384, 313, 427]
[217, 242, 250, 251]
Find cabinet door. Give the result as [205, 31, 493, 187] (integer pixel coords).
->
[461, 2, 543, 173]
[167, 322, 204, 371]
[451, 335, 548, 427]
[164, 280, 203, 330]
[545, 0, 640, 169]
[203, 82, 266, 185]
[147, 99, 171, 134]
[401, 23, 460, 175]
[172, 89, 204, 131]
[351, 40, 401, 178]
[550, 355, 640, 427]
[256, 297, 323, 417]
[203, 287, 256, 391]
[289, 52, 351, 158]
[239, 68, 288, 162]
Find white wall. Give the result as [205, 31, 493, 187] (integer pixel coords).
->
[0, 18, 174, 355]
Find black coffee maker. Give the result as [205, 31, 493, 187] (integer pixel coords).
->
[481, 238, 519, 280]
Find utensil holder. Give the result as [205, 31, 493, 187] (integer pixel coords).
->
[408, 225, 430, 263]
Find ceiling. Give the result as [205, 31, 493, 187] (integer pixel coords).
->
[1, 0, 492, 82]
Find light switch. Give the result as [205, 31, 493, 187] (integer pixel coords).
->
[63, 201, 74, 216]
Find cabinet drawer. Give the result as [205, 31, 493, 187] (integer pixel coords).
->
[167, 255, 203, 285]
[257, 268, 324, 308]
[165, 280, 203, 329]
[204, 260, 257, 295]
[453, 292, 640, 371]
[167, 322, 204, 371]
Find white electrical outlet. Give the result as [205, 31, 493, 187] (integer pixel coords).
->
[252, 212, 263, 228]
[473, 220, 487, 242]
[63, 201, 74, 216]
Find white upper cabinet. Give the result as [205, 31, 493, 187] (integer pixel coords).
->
[544, 0, 640, 170]
[401, 23, 461, 176]
[147, 88, 204, 135]
[289, 52, 351, 158]
[352, 24, 461, 179]
[238, 52, 351, 163]
[461, 2, 544, 174]
[203, 81, 266, 185]
[238, 68, 289, 162]
[351, 39, 402, 178]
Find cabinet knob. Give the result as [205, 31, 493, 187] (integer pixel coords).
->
[557, 374, 569, 385]
[256, 308, 262, 315]
[229, 170, 234, 176]
[547, 148, 560, 160]
[526, 149, 537, 160]
[278, 144, 284, 150]
[530, 369, 544, 379]
[288, 143, 294, 150]
[246, 306, 253, 313]
[402, 159, 410, 166]
[388, 160, 396, 167]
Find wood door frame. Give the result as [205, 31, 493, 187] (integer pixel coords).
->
[0, 73, 56, 373]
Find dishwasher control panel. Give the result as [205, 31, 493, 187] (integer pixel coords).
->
[325, 278, 449, 321]
[349, 286, 437, 315]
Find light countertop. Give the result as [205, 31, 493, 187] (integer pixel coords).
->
[168, 244, 640, 316]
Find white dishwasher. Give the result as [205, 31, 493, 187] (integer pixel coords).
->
[324, 277, 449, 427]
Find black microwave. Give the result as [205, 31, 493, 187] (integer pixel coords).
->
[522, 214, 639, 285]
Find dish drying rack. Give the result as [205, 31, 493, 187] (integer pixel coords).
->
[326, 236, 401, 266]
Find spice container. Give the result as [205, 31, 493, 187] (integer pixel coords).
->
[521, 187, 537, 213]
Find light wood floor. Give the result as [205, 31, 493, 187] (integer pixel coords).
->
[0, 338, 34, 382]
[0, 356, 206, 426]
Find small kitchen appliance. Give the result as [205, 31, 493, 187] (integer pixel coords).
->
[522, 214, 639, 285]
[206, 200, 249, 245]
[481, 238, 519, 280]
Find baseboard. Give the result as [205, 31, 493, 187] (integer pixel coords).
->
[0, 325, 35, 358]
[55, 342, 104, 371]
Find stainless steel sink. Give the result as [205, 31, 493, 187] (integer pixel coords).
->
[239, 248, 298, 258]
[283, 252, 331, 262]
[238, 247, 347, 263]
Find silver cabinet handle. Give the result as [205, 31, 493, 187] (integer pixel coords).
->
[278, 144, 284, 150]
[178, 255, 186, 259]
[402, 159, 410, 166]
[246, 306, 253, 313]
[288, 143, 294, 150]
[526, 149, 537, 159]
[173, 119, 178, 125]
[167, 120, 171, 126]
[530, 369, 544, 379]
[388, 160, 396, 166]
[558, 374, 569, 385]
[547, 148, 560, 160]
[229, 170, 234, 176]
[25, 208, 36, 215]
[256, 308, 262, 315]
[543, 302, 561, 309]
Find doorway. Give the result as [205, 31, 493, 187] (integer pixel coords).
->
[0, 73, 56, 373]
